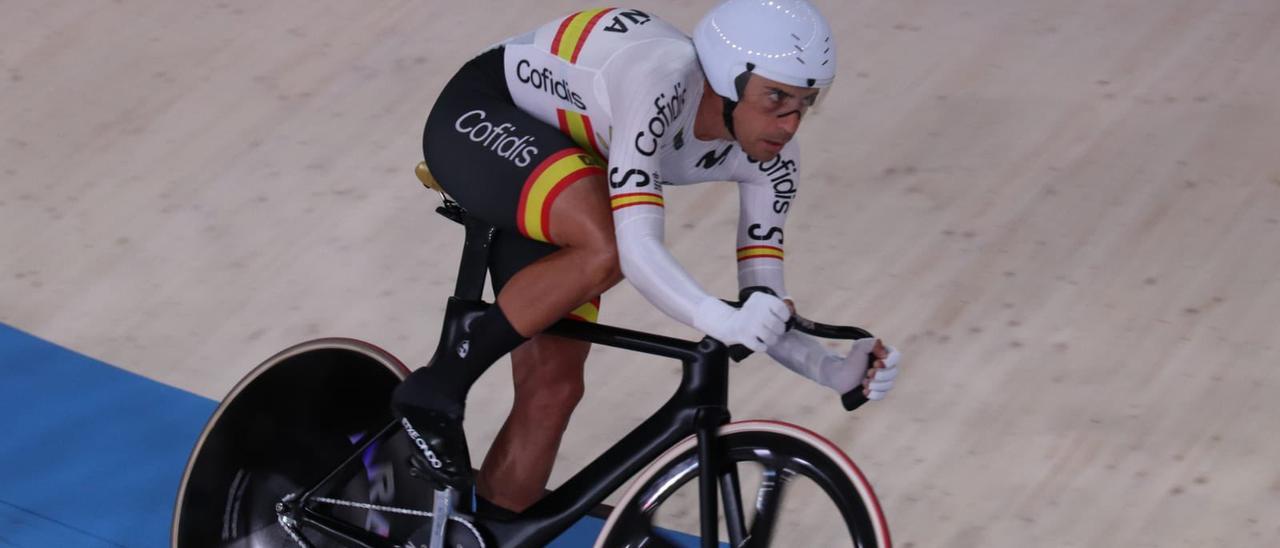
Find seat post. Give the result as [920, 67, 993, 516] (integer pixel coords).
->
[417, 160, 496, 303]
[453, 216, 496, 301]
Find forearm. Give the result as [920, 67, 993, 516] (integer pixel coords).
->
[615, 214, 728, 328]
[765, 329, 853, 393]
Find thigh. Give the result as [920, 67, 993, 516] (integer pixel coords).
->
[423, 47, 604, 245]
[488, 230, 556, 292]
[488, 231, 603, 322]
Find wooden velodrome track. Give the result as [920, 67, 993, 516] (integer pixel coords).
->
[3, 1, 1278, 545]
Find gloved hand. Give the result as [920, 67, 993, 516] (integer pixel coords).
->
[844, 338, 901, 400]
[694, 292, 791, 351]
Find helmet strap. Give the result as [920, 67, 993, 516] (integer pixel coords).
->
[723, 64, 755, 140]
[721, 97, 738, 139]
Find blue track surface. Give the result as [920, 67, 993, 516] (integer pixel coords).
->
[0, 323, 213, 546]
[0, 323, 705, 547]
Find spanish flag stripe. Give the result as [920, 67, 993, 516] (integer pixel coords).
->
[517, 149, 587, 241]
[571, 8, 614, 62]
[578, 113, 604, 158]
[610, 193, 665, 211]
[737, 254, 785, 262]
[557, 109, 605, 161]
[550, 15, 577, 59]
[523, 161, 605, 242]
[537, 166, 600, 242]
[566, 112, 588, 148]
[552, 8, 614, 63]
[736, 245, 785, 261]
[567, 298, 601, 323]
[556, 108, 570, 134]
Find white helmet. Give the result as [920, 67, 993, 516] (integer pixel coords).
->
[693, 0, 837, 103]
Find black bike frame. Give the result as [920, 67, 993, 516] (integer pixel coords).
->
[287, 203, 745, 548]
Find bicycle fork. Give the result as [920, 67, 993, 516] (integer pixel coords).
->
[696, 407, 749, 548]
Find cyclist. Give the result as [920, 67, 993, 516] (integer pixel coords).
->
[392, 0, 901, 512]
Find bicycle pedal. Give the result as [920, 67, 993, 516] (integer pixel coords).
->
[402, 519, 486, 548]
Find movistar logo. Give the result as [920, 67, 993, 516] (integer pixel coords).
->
[696, 144, 733, 169]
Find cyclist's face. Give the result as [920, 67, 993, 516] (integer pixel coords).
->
[733, 74, 820, 161]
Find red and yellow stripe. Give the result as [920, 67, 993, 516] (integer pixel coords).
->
[736, 245, 784, 262]
[551, 8, 615, 64]
[557, 109, 605, 160]
[610, 192, 664, 211]
[517, 149, 604, 243]
[566, 296, 602, 323]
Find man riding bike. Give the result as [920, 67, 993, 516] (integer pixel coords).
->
[391, 0, 902, 513]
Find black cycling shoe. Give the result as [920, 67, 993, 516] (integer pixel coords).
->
[394, 405, 473, 490]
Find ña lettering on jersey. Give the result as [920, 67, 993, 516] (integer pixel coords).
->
[601, 9, 651, 34]
[634, 81, 688, 157]
[454, 109, 539, 167]
[749, 155, 799, 214]
[516, 59, 586, 110]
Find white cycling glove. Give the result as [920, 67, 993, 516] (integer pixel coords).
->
[767, 333, 901, 400]
[845, 338, 901, 401]
[693, 292, 790, 351]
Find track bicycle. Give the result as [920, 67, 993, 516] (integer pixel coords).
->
[171, 163, 892, 547]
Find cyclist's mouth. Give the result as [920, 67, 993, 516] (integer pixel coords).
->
[762, 139, 786, 152]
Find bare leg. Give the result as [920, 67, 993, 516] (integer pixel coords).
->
[476, 334, 590, 511]
[471, 174, 616, 510]
[493, 173, 620, 337]
[392, 172, 620, 492]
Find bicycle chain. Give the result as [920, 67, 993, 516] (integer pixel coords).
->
[312, 496, 434, 517]
[304, 497, 487, 547]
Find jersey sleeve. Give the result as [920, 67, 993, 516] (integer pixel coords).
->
[601, 39, 725, 328]
[731, 142, 799, 299]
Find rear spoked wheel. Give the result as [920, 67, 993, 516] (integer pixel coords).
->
[596, 421, 890, 548]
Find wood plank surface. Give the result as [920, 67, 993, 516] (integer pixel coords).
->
[2, 1, 1278, 545]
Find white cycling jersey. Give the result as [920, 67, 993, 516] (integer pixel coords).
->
[500, 7, 798, 328]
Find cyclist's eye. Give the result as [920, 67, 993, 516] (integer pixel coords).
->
[766, 90, 784, 103]
[803, 93, 818, 107]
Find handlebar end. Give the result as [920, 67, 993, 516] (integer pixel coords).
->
[841, 389, 870, 411]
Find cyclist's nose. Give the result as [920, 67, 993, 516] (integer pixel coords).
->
[776, 110, 801, 135]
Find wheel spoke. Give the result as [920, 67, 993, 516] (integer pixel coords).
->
[617, 503, 684, 548]
[600, 429, 882, 548]
[746, 462, 792, 546]
[719, 462, 748, 547]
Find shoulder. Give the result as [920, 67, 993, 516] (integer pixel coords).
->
[601, 37, 698, 84]
[519, 8, 695, 68]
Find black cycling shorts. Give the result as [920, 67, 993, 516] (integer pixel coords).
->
[423, 46, 603, 322]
